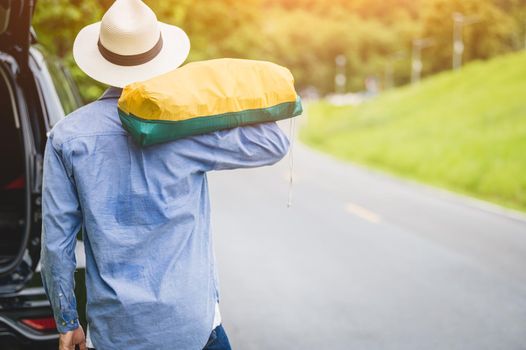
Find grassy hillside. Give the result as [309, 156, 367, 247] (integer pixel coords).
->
[301, 51, 526, 211]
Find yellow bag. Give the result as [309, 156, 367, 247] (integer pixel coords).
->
[118, 58, 302, 146]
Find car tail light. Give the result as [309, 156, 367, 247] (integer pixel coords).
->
[20, 317, 57, 331]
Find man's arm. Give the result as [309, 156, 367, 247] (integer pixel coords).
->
[40, 136, 82, 334]
[188, 122, 290, 171]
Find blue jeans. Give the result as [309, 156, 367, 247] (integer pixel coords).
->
[87, 324, 231, 350]
[203, 324, 232, 350]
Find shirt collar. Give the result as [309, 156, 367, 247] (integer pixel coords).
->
[99, 87, 123, 100]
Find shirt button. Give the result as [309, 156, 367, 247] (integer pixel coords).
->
[70, 320, 75, 324]
[62, 321, 67, 326]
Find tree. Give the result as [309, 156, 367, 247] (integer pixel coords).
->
[420, 0, 517, 74]
[32, 0, 524, 101]
[33, 0, 105, 100]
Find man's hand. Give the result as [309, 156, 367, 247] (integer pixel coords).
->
[59, 325, 87, 350]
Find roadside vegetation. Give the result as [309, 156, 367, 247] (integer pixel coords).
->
[33, 0, 526, 101]
[301, 51, 526, 211]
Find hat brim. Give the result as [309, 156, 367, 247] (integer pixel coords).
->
[73, 22, 190, 88]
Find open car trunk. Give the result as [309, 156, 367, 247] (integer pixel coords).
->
[0, 61, 35, 293]
[0, 0, 38, 291]
[0, 69, 26, 264]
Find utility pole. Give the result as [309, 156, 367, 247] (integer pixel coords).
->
[384, 51, 405, 90]
[452, 12, 480, 71]
[411, 38, 434, 84]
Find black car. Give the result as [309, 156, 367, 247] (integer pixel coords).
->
[0, 1, 86, 348]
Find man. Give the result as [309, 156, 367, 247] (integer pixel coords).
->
[40, 1, 289, 349]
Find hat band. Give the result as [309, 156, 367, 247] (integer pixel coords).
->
[97, 34, 163, 67]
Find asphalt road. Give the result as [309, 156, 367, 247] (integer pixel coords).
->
[208, 132, 526, 350]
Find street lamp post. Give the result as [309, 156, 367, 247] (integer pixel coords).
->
[334, 54, 347, 94]
[384, 51, 405, 90]
[411, 38, 434, 84]
[452, 12, 480, 71]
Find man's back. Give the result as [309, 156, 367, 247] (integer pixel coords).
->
[40, 88, 289, 350]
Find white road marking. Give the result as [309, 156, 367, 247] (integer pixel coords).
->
[345, 202, 382, 223]
[283, 172, 300, 182]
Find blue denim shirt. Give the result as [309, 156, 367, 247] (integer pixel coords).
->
[40, 87, 289, 349]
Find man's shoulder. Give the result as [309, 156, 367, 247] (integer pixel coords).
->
[49, 99, 124, 148]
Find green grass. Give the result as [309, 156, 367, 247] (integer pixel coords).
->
[301, 51, 526, 212]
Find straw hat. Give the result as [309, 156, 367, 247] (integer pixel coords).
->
[73, 0, 190, 88]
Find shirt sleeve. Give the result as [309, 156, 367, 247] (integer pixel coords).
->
[40, 137, 82, 334]
[189, 122, 290, 171]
